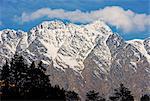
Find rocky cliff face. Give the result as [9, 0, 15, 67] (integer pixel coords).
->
[0, 20, 150, 100]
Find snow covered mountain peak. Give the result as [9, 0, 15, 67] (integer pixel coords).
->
[127, 38, 150, 62]
[86, 20, 112, 32]
[37, 20, 66, 30]
[0, 20, 150, 100]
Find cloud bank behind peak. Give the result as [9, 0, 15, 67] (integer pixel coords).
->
[16, 6, 150, 33]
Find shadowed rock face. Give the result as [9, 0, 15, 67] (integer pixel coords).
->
[0, 20, 150, 100]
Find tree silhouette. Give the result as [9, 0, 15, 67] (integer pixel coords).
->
[109, 84, 134, 101]
[66, 91, 80, 101]
[50, 85, 66, 100]
[9, 54, 28, 83]
[1, 57, 67, 100]
[9, 54, 29, 97]
[1, 60, 10, 83]
[0, 55, 78, 100]
[1, 57, 23, 99]
[86, 90, 106, 101]
[26, 61, 52, 99]
[1, 60, 11, 98]
[140, 94, 150, 101]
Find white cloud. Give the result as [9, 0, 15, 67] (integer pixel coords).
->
[16, 6, 150, 32]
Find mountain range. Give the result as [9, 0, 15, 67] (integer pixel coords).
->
[0, 20, 150, 100]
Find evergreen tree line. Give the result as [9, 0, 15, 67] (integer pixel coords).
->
[85, 85, 149, 101]
[0, 54, 149, 101]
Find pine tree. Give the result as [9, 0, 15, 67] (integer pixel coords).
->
[86, 90, 106, 101]
[50, 85, 66, 100]
[25, 61, 51, 99]
[1, 58, 24, 100]
[66, 91, 80, 101]
[109, 84, 134, 101]
[22, 61, 35, 98]
[140, 94, 150, 101]
[25, 61, 66, 100]
[9, 54, 29, 96]
[1, 60, 10, 83]
[1, 60, 11, 98]
[9, 54, 28, 84]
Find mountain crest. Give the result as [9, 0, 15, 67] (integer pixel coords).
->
[0, 20, 149, 100]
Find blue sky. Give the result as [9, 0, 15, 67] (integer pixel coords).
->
[0, 0, 150, 40]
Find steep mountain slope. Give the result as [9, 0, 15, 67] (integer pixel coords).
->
[0, 20, 150, 100]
